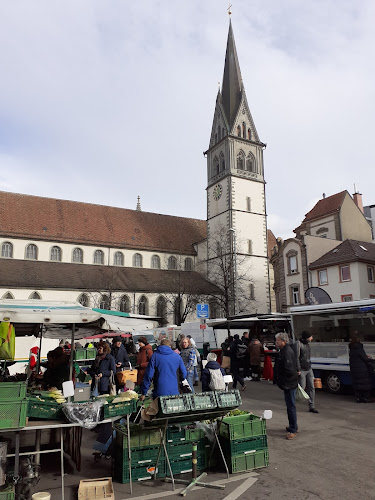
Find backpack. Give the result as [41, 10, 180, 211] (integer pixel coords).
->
[208, 368, 226, 390]
[236, 342, 248, 359]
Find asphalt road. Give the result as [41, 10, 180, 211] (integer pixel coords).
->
[35, 381, 375, 500]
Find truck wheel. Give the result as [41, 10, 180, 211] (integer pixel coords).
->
[325, 373, 343, 394]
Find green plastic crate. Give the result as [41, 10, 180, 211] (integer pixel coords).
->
[228, 449, 269, 473]
[116, 445, 163, 467]
[74, 349, 87, 360]
[86, 348, 96, 360]
[103, 398, 137, 418]
[0, 400, 28, 429]
[219, 413, 266, 440]
[27, 399, 64, 420]
[158, 395, 191, 415]
[167, 439, 205, 459]
[0, 484, 15, 500]
[114, 458, 166, 483]
[189, 392, 217, 412]
[115, 424, 161, 449]
[185, 427, 206, 441]
[169, 455, 206, 475]
[215, 389, 242, 408]
[166, 426, 206, 444]
[0, 382, 27, 400]
[220, 435, 268, 455]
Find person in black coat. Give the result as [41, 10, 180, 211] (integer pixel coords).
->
[201, 353, 226, 391]
[88, 342, 116, 395]
[349, 336, 374, 403]
[230, 334, 246, 391]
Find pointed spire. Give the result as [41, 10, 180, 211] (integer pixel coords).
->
[221, 20, 243, 129]
[136, 195, 142, 211]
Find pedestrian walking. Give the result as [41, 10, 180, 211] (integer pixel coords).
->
[187, 336, 201, 386]
[201, 352, 226, 391]
[274, 333, 299, 440]
[180, 337, 196, 392]
[296, 332, 319, 413]
[241, 332, 251, 378]
[249, 337, 263, 382]
[221, 336, 232, 373]
[136, 336, 153, 387]
[230, 334, 247, 391]
[349, 335, 374, 403]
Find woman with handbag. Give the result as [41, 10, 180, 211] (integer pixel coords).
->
[88, 342, 116, 395]
[136, 336, 153, 386]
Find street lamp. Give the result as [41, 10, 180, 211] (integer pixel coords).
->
[228, 228, 239, 316]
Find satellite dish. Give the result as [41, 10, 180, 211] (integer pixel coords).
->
[305, 287, 332, 305]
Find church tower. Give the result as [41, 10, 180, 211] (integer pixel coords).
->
[205, 21, 270, 315]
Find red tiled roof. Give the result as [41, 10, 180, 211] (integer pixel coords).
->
[309, 239, 375, 270]
[294, 191, 347, 233]
[0, 191, 207, 255]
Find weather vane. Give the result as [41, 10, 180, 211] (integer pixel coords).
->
[227, 2, 232, 16]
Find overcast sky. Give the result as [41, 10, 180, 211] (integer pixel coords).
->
[0, 1, 374, 239]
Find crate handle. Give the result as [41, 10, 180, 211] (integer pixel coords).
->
[244, 450, 256, 455]
[180, 453, 192, 457]
[138, 460, 152, 464]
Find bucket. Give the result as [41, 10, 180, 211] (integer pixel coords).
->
[263, 410, 272, 419]
[314, 378, 322, 389]
[32, 493, 51, 500]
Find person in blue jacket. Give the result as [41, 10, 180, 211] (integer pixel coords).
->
[88, 342, 116, 395]
[140, 338, 187, 400]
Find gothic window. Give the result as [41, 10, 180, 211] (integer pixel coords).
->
[72, 247, 83, 263]
[138, 295, 148, 315]
[2, 292, 14, 299]
[29, 291, 42, 300]
[215, 133, 218, 143]
[94, 249, 104, 264]
[133, 253, 143, 267]
[50, 246, 62, 262]
[156, 296, 166, 319]
[151, 255, 161, 269]
[114, 251, 124, 266]
[184, 258, 193, 271]
[213, 156, 219, 176]
[242, 122, 246, 138]
[222, 127, 225, 138]
[168, 256, 177, 270]
[248, 128, 251, 140]
[1, 242, 13, 258]
[99, 294, 110, 310]
[119, 295, 130, 313]
[236, 150, 245, 170]
[246, 153, 256, 173]
[219, 152, 225, 172]
[26, 244, 38, 260]
[218, 126, 221, 141]
[237, 125, 241, 137]
[78, 293, 89, 307]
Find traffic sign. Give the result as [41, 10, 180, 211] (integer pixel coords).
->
[196, 303, 209, 318]
[200, 324, 206, 330]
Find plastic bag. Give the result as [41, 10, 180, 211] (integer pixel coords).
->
[0, 322, 15, 361]
[62, 401, 104, 429]
[296, 383, 310, 403]
[109, 371, 116, 396]
[91, 378, 99, 398]
[195, 421, 217, 444]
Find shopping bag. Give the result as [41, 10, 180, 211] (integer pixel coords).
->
[296, 383, 310, 403]
[116, 362, 138, 385]
[221, 356, 231, 370]
[0, 322, 15, 361]
[109, 371, 117, 396]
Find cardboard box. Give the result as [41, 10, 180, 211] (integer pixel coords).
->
[78, 478, 114, 500]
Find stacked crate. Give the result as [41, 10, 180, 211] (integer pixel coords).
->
[166, 425, 207, 475]
[113, 424, 165, 483]
[0, 382, 28, 430]
[219, 412, 269, 473]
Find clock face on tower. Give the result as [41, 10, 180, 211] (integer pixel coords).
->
[213, 184, 223, 201]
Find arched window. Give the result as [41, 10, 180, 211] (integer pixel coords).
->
[2, 292, 14, 299]
[119, 295, 130, 313]
[138, 295, 148, 315]
[236, 150, 245, 170]
[78, 293, 89, 307]
[246, 153, 256, 173]
[94, 250, 104, 264]
[248, 128, 251, 140]
[219, 152, 225, 172]
[99, 294, 110, 310]
[222, 127, 225, 138]
[237, 125, 241, 137]
[184, 258, 193, 271]
[114, 251, 124, 266]
[72, 247, 83, 263]
[156, 296, 166, 319]
[218, 126, 221, 141]
[215, 133, 218, 143]
[133, 253, 143, 267]
[212, 156, 219, 177]
[168, 256, 177, 270]
[242, 122, 246, 138]
[29, 291, 41, 300]
[151, 255, 161, 269]
[50, 246, 62, 262]
[26, 244, 38, 260]
[1, 242, 13, 258]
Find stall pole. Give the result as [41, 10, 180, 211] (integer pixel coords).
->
[69, 324, 75, 382]
[35, 430, 41, 477]
[36, 326, 43, 375]
[60, 427, 65, 500]
[126, 414, 132, 494]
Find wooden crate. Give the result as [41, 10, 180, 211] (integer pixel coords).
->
[78, 478, 114, 500]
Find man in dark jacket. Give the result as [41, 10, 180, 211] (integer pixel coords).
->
[274, 333, 299, 439]
[230, 334, 247, 391]
[297, 331, 318, 413]
[140, 338, 187, 399]
[111, 337, 130, 391]
[201, 352, 226, 391]
[349, 335, 374, 403]
[241, 332, 250, 378]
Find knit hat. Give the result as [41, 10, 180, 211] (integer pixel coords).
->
[301, 331, 312, 340]
[207, 352, 217, 362]
[113, 336, 122, 343]
[138, 336, 148, 345]
[233, 334, 240, 340]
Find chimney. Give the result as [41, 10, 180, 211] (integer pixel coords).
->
[353, 191, 364, 213]
[136, 195, 142, 211]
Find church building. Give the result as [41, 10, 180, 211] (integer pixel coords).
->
[0, 22, 272, 323]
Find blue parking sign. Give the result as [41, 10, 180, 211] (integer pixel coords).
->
[196, 303, 209, 318]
